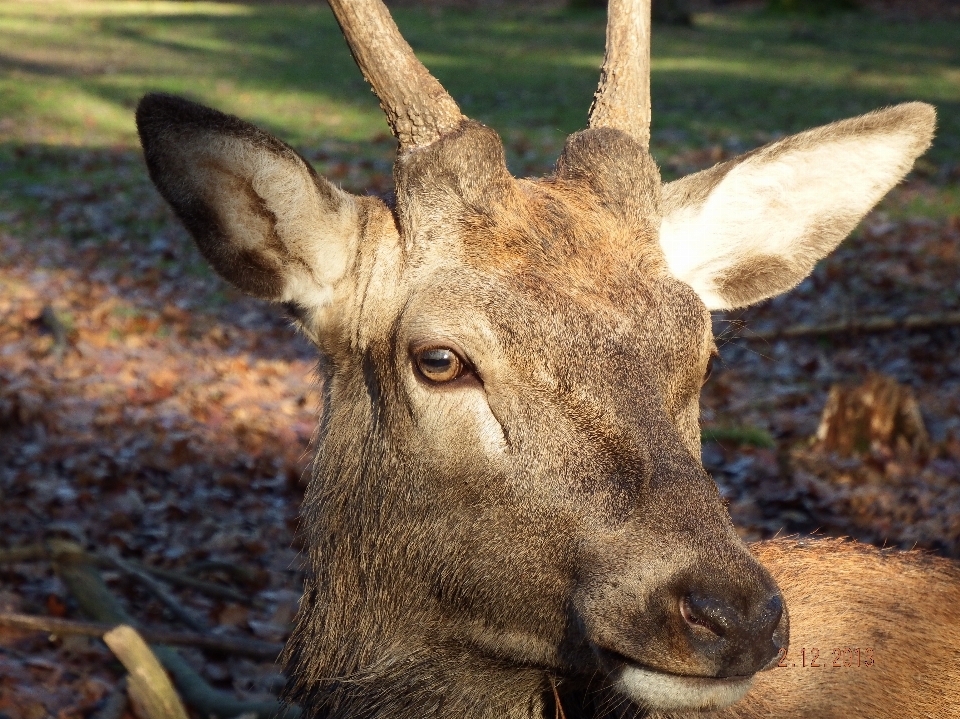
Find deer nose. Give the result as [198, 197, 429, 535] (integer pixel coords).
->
[680, 591, 784, 677]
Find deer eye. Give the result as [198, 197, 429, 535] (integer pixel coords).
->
[413, 346, 468, 384]
[703, 352, 718, 385]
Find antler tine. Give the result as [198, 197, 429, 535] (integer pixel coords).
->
[587, 0, 652, 148]
[326, 0, 464, 150]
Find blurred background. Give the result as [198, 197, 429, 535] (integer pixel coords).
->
[1, 0, 959, 715]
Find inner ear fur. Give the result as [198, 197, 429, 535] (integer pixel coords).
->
[659, 102, 936, 310]
[136, 93, 375, 307]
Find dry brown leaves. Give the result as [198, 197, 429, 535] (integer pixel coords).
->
[1, 149, 317, 716]
[703, 200, 960, 554]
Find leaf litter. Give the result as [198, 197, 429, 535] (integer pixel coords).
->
[0, 143, 959, 715]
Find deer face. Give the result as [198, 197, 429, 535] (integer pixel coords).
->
[135, 1, 934, 715]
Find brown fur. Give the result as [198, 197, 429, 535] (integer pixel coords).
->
[714, 255, 796, 310]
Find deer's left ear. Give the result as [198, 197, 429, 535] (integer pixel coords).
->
[659, 102, 935, 310]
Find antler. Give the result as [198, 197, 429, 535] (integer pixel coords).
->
[327, 0, 465, 150]
[587, 0, 652, 148]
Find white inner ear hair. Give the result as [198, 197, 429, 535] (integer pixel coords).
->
[660, 130, 921, 310]
[195, 133, 361, 310]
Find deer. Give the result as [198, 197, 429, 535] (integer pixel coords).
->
[133, 0, 960, 716]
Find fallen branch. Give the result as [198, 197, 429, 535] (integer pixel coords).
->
[0, 544, 49, 563]
[186, 559, 264, 587]
[738, 310, 960, 341]
[47, 540, 299, 719]
[145, 565, 259, 606]
[0, 543, 256, 605]
[0, 611, 284, 660]
[103, 550, 210, 632]
[103, 625, 190, 719]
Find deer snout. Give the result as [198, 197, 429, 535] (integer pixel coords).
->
[679, 589, 786, 677]
[599, 576, 788, 712]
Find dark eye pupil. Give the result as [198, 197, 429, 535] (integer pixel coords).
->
[421, 349, 453, 371]
[415, 347, 464, 383]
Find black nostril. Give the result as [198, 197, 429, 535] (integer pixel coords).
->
[762, 594, 784, 634]
[675, 586, 788, 677]
[680, 594, 736, 638]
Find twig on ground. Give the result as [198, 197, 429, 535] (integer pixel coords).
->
[103, 625, 190, 719]
[145, 565, 258, 606]
[739, 311, 960, 341]
[0, 611, 285, 660]
[47, 539, 300, 719]
[0, 544, 50, 563]
[0, 543, 257, 605]
[187, 560, 263, 587]
[103, 550, 210, 632]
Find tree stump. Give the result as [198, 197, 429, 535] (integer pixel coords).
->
[813, 373, 929, 458]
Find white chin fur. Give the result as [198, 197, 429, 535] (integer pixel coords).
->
[617, 665, 754, 711]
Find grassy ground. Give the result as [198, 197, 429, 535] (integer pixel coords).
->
[1, 1, 959, 174]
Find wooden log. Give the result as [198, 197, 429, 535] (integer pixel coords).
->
[103, 625, 190, 719]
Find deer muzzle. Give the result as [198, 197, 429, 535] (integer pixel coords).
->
[574, 482, 789, 712]
[586, 571, 787, 710]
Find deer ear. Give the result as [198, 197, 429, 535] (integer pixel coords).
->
[136, 93, 371, 312]
[659, 103, 936, 310]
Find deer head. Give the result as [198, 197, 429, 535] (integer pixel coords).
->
[135, 0, 934, 716]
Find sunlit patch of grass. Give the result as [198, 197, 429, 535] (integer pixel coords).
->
[0, 1, 958, 180]
[0, 1, 957, 266]
[0, 0, 388, 147]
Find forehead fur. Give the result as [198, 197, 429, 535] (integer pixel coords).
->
[392, 122, 667, 298]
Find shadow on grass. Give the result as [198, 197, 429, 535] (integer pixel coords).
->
[3, 3, 957, 162]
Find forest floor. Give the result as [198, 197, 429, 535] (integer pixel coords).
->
[1, 1, 959, 716]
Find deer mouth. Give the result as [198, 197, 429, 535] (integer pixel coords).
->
[594, 647, 755, 711]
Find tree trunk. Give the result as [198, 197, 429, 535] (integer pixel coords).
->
[571, 0, 693, 26]
[813, 373, 929, 458]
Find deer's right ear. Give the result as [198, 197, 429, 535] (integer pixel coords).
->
[136, 93, 380, 315]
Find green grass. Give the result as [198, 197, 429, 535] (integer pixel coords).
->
[1, 1, 958, 184]
[701, 426, 777, 449]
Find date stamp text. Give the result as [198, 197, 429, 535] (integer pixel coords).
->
[777, 647, 874, 668]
